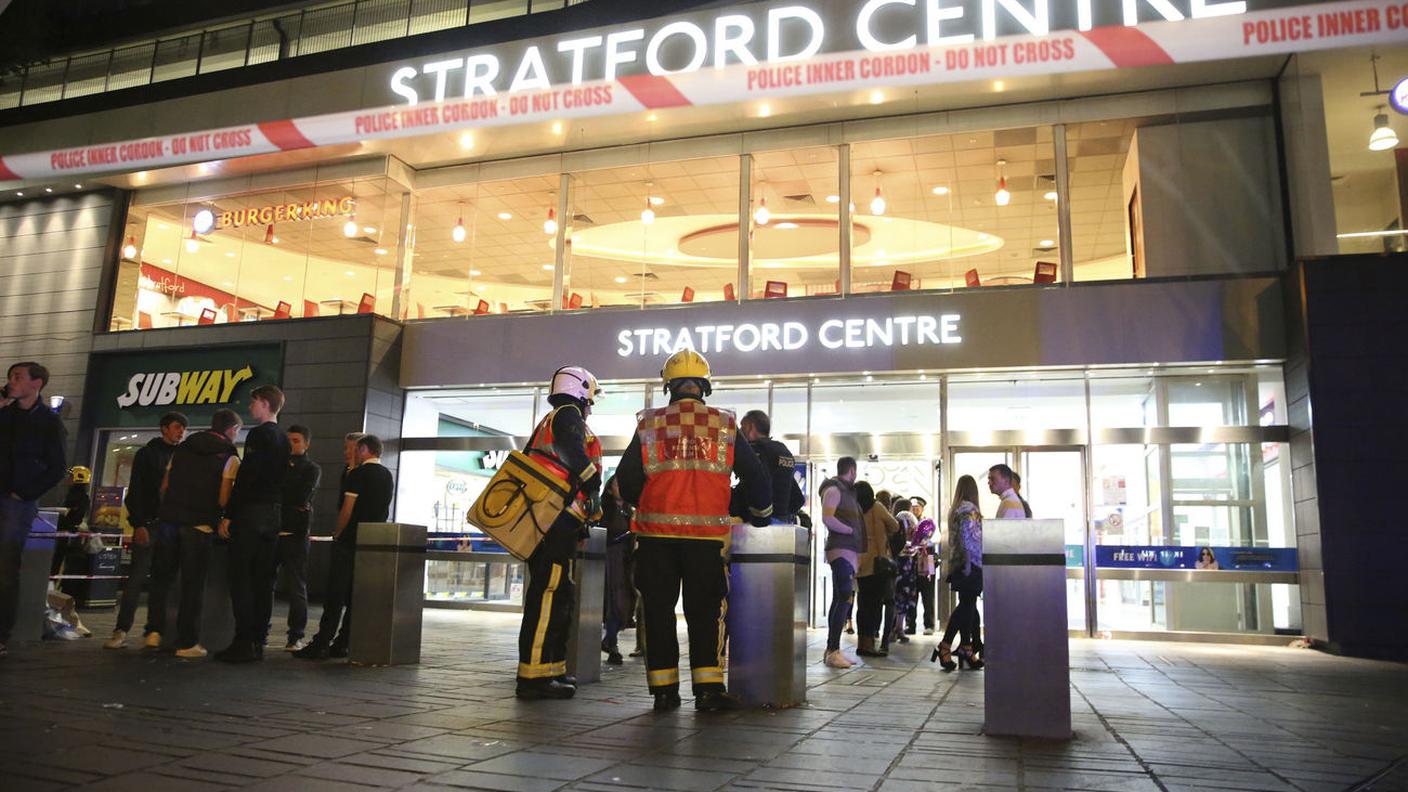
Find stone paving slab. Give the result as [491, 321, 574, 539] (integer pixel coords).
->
[2, 607, 1406, 791]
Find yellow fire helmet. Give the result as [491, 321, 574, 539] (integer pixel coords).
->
[69, 466, 92, 485]
[661, 349, 712, 396]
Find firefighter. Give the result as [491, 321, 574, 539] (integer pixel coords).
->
[515, 366, 603, 700]
[731, 410, 805, 524]
[616, 349, 773, 712]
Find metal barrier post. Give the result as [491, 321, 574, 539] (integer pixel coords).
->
[351, 523, 427, 665]
[566, 525, 605, 684]
[14, 509, 60, 642]
[982, 518, 1072, 740]
[725, 522, 810, 708]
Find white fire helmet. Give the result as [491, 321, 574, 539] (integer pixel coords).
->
[550, 366, 600, 405]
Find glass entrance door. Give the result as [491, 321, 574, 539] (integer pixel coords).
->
[949, 447, 1088, 632]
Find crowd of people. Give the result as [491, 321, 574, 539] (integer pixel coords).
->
[0, 358, 395, 662]
[3, 351, 1024, 713]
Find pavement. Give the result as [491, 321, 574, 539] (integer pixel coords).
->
[1, 607, 1406, 792]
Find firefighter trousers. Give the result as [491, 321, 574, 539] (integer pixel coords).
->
[516, 512, 579, 682]
[634, 535, 729, 697]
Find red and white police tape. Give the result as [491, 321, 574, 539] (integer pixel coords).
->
[2, 0, 1404, 183]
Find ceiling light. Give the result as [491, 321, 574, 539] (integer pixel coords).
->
[646, 112, 658, 122]
[343, 218, 358, 237]
[470, 269, 482, 276]
[614, 276, 627, 284]
[74, 184, 82, 189]
[496, 211, 512, 221]
[641, 206, 655, 225]
[1044, 190, 1059, 201]
[995, 178, 1011, 207]
[775, 221, 799, 230]
[374, 248, 388, 255]
[346, 271, 355, 277]
[551, 120, 564, 135]
[454, 205, 468, 242]
[757, 102, 771, 117]
[932, 186, 950, 196]
[825, 194, 840, 203]
[1369, 108, 1399, 151]
[185, 231, 200, 254]
[993, 80, 1006, 92]
[14, 192, 21, 197]
[162, 258, 171, 264]
[222, 281, 233, 287]
[543, 207, 558, 236]
[458, 131, 474, 150]
[1039, 239, 1055, 247]
[542, 264, 554, 271]
[282, 275, 293, 282]
[649, 196, 665, 206]
[870, 171, 886, 216]
[226, 252, 236, 258]
[363, 226, 376, 234]
[122, 237, 138, 259]
[44, 187, 52, 193]
[271, 236, 279, 244]
[753, 196, 769, 226]
[192, 209, 216, 235]
[869, 89, 884, 105]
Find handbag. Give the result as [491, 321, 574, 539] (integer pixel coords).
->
[466, 450, 578, 561]
[872, 555, 897, 578]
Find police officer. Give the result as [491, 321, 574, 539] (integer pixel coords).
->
[515, 366, 603, 700]
[616, 350, 772, 712]
[731, 410, 804, 523]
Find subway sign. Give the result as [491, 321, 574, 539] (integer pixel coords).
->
[387, 0, 1307, 103]
[87, 345, 283, 428]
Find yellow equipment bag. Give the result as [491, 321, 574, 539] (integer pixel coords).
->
[466, 450, 572, 561]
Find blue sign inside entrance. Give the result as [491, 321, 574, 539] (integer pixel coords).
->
[1095, 545, 1297, 572]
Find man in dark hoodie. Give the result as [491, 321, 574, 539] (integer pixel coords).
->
[0, 362, 68, 658]
[276, 424, 320, 651]
[151, 409, 240, 657]
[106, 412, 187, 650]
[217, 385, 290, 663]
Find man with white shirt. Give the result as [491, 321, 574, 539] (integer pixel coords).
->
[988, 464, 1027, 520]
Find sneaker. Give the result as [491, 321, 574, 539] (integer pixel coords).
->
[824, 650, 854, 669]
[606, 651, 624, 665]
[292, 642, 330, 660]
[175, 645, 208, 659]
[143, 631, 162, 649]
[215, 641, 259, 663]
[629, 647, 645, 658]
[103, 630, 128, 650]
[328, 644, 349, 659]
[284, 637, 310, 652]
[924, 628, 935, 636]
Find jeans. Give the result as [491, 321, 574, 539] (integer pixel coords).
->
[314, 541, 355, 649]
[826, 558, 855, 653]
[227, 503, 280, 646]
[941, 567, 983, 647]
[275, 533, 310, 642]
[919, 574, 936, 631]
[175, 526, 213, 648]
[144, 522, 183, 637]
[113, 538, 153, 633]
[0, 498, 38, 644]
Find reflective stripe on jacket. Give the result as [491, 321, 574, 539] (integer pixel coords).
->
[632, 400, 736, 539]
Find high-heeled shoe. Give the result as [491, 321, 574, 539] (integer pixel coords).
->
[930, 641, 957, 672]
[956, 645, 985, 670]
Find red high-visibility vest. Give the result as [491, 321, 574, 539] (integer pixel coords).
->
[527, 405, 602, 516]
[632, 399, 736, 540]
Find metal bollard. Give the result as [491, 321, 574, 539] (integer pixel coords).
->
[13, 509, 60, 642]
[982, 518, 1072, 740]
[725, 521, 810, 708]
[351, 523, 427, 666]
[566, 525, 606, 684]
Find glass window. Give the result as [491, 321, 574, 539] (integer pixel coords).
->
[851, 128, 1060, 292]
[750, 147, 839, 299]
[413, 176, 558, 316]
[568, 155, 741, 308]
[1092, 445, 1158, 546]
[1285, 46, 1408, 254]
[1166, 376, 1250, 426]
[111, 178, 405, 330]
[1089, 376, 1155, 428]
[947, 375, 1085, 431]
[809, 381, 940, 436]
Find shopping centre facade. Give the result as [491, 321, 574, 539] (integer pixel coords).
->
[1, 0, 1405, 658]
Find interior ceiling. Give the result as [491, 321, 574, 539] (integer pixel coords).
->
[106, 52, 1298, 315]
[1297, 44, 1408, 180]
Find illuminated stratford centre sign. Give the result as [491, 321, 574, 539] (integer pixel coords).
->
[388, 0, 1251, 103]
[615, 314, 962, 357]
